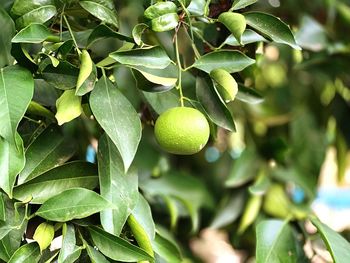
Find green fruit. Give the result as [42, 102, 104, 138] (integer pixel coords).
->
[210, 68, 238, 103]
[154, 107, 210, 155]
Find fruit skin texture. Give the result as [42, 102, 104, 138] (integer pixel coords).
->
[154, 107, 210, 155]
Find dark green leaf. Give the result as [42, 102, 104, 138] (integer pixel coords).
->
[142, 89, 179, 114]
[132, 64, 178, 87]
[0, 193, 4, 221]
[0, 65, 34, 145]
[87, 24, 133, 47]
[224, 29, 267, 46]
[15, 5, 57, 29]
[98, 134, 138, 235]
[196, 76, 236, 131]
[144, 2, 177, 19]
[8, 243, 40, 263]
[244, 12, 301, 50]
[225, 148, 260, 187]
[0, 133, 25, 198]
[192, 50, 255, 73]
[132, 69, 174, 93]
[109, 46, 172, 69]
[90, 76, 142, 172]
[0, 6, 15, 67]
[256, 220, 301, 263]
[80, 0, 118, 28]
[236, 84, 264, 104]
[89, 226, 154, 262]
[231, 0, 257, 10]
[14, 161, 98, 204]
[311, 218, 350, 263]
[36, 188, 112, 222]
[12, 23, 54, 43]
[18, 125, 76, 184]
[41, 61, 79, 90]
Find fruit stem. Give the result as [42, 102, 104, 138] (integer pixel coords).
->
[63, 14, 82, 55]
[174, 33, 184, 107]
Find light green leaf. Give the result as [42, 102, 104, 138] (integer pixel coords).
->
[238, 195, 262, 234]
[0, 65, 34, 145]
[14, 161, 98, 204]
[16, 5, 57, 29]
[98, 134, 138, 236]
[109, 46, 172, 69]
[86, 244, 109, 263]
[210, 68, 238, 103]
[196, 76, 236, 131]
[58, 223, 81, 263]
[36, 188, 112, 222]
[231, 0, 257, 10]
[12, 23, 53, 43]
[90, 76, 142, 172]
[18, 125, 76, 184]
[192, 50, 255, 73]
[256, 219, 305, 263]
[311, 218, 350, 263]
[224, 29, 267, 46]
[0, 7, 15, 68]
[0, 133, 25, 198]
[218, 12, 246, 44]
[8, 243, 40, 263]
[80, 0, 118, 28]
[152, 231, 182, 263]
[76, 50, 93, 92]
[144, 2, 177, 19]
[244, 12, 301, 50]
[132, 64, 178, 86]
[89, 226, 154, 262]
[0, 193, 4, 221]
[33, 222, 55, 251]
[187, 0, 210, 16]
[11, 0, 54, 16]
[151, 13, 179, 32]
[55, 90, 82, 126]
[132, 23, 149, 46]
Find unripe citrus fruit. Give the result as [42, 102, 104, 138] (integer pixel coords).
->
[210, 68, 238, 103]
[154, 107, 210, 155]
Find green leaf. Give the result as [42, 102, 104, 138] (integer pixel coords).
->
[143, 89, 179, 115]
[151, 13, 179, 32]
[311, 218, 350, 263]
[15, 5, 57, 29]
[256, 220, 304, 263]
[87, 24, 133, 47]
[0, 133, 25, 198]
[18, 125, 76, 184]
[236, 84, 264, 104]
[128, 193, 156, 257]
[0, 7, 15, 68]
[0, 65, 34, 145]
[55, 90, 82, 125]
[14, 161, 98, 204]
[231, 0, 257, 10]
[225, 148, 260, 187]
[41, 61, 79, 90]
[86, 244, 109, 263]
[0, 193, 4, 221]
[80, 0, 118, 28]
[98, 134, 138, 235]
[152, 231, 182, 263]
[132, 23, 149, 46]
[89, 226, 154, 262]
[132, 69, 175, 93]
[58, 224, 81, 263]
[238, 194, 262, 234]
[12, 23, 54, 43]
[132, 64, 178, 86]
[11, 0, 54, 16]
[192, 50, 255, 73]
[76, 50, 96, 96]
[36, 188, 112, 222]
[187, 0, 209, 16]
[210, 68, 238, 103]
[224, 29, 267, 46]
[8, 243, 40, 263]
[109, 46, 172, 69]
[196, 76, 236, 131]
[33, 222, 55, 251]
[218, 12, 246, 44]
[144, 2, 177, 19]
[244, 12, 301, 50]
[90, 76, 142, 172]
